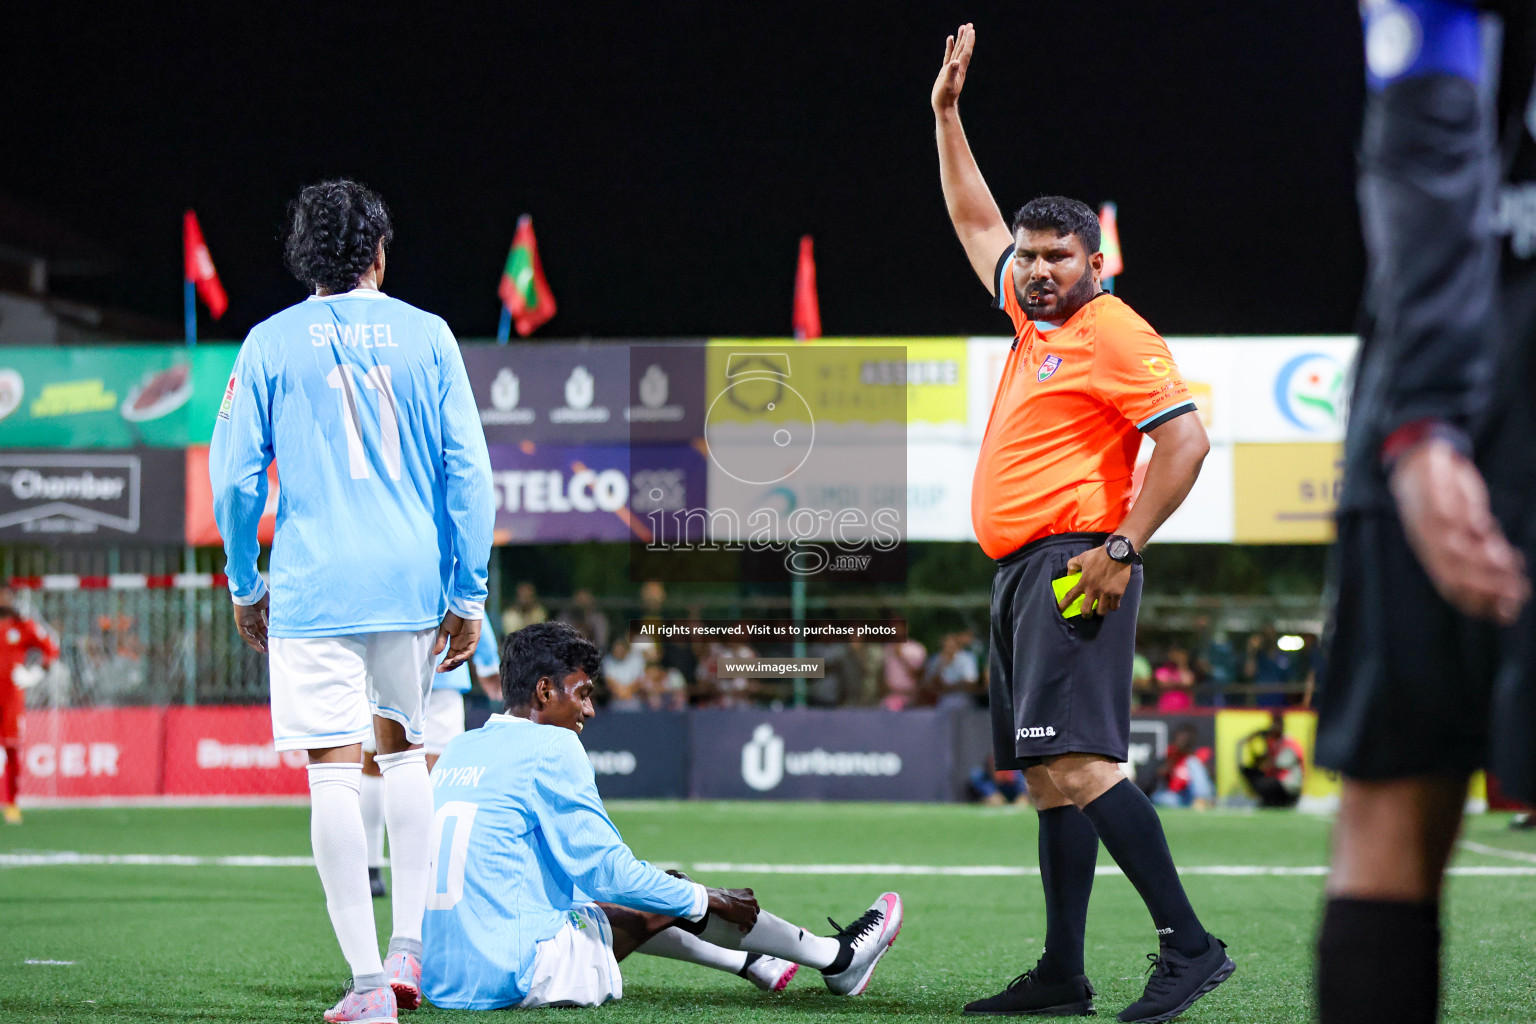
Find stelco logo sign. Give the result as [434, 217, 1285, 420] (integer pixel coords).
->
[739, 723, 903, 792]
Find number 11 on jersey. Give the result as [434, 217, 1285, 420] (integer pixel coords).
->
[326, 363, 402, 481]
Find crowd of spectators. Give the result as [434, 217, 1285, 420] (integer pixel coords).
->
[1134, 620, 1318, 710]
[500, 582, 1318, 712]
[498, 580, 995, 710]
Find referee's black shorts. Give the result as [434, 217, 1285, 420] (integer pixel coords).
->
[1316, 510, 1525, 787]
[988, 532, 1143, 770]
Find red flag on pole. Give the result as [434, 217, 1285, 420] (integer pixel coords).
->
[792, 235, 821, 341]
[1098, 202, 1124, 281]
[498, 215, 557, 337]
[183, 210, 228, 319]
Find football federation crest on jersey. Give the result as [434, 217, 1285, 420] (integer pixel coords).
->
[1038, 354, 1063, 382]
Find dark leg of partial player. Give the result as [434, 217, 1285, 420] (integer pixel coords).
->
[1317, 775, 1466, 1024]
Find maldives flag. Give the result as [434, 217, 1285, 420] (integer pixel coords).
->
[792, 235, 821, 341]
[498, 215, 557, 337]
[1098, 202, 1124, 280]
[183, 210, 228, 319]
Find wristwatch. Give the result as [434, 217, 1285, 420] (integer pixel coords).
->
[1105, 535, 1142, 565]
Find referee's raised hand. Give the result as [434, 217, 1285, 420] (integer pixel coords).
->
[1061, 547, 1133, 617]
[931, 23, 975, 113]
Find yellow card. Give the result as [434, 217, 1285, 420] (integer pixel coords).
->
[1052, 572, 1085, 618]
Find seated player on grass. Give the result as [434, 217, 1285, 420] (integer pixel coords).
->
[420, 621, 904, 1010]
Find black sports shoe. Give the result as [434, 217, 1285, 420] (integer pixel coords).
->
[369, 867, 387, 899]
[962, 968, 1096, 1016]
[1116, 935, 1234, 1023]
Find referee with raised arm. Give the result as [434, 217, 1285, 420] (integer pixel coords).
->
[933, 24, 1231, 1023]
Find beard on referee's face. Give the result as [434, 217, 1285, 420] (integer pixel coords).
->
[1014, 228, 1102, 324]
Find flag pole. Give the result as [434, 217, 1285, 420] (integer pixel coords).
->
[497, 305, 511, 345]
[185, 278, 197, 347]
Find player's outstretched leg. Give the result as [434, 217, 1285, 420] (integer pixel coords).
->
[693, 891, 903, 996]
[376, 746, 432, 1011]
[638, 926, 799, 992]
[966, 768, 1099, 1017]
[307, 761, 395, 1024]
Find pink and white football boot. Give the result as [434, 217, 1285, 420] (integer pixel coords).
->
[323, 982, 397, 1024]
[743, 953, 799, 993]
[384, 949, 423, 1011]
[821, 891, 904, 996]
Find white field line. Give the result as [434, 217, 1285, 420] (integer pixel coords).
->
[4, 853, 1535, 877]
[0, 853, 312, 867]
[1459, 840, 1536, 865]
[17, 797, 310, 809]
[691, 862, 1536, 878]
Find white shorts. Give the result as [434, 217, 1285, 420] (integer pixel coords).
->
[423, 688, 466, 755]
[518, 905, 622, 1009]
[269, 628, 436, 752]
[360, 688, 465, 756]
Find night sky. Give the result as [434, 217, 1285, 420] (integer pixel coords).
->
[3, 2, 1364, 342]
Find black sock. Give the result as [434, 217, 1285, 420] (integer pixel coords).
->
[824, 932, 854, 974]
[1080, 779, 1206, 957]
[1034, 804, 1098, 981]
[1317, 897, 1439, 1024]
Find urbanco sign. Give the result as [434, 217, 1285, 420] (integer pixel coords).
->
[690, 710, 952, 801]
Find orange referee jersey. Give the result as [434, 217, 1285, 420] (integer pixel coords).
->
[972, 247, 1195, 560]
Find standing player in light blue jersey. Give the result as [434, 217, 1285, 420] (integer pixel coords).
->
[423, 622, 904, 1010]
[362, 622, 500, 899]
[211, 180, 494, 1024]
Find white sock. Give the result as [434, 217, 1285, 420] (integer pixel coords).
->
[700, 910, 840, 970]
[638, 926, 750, 974]
[360, 771, 386, 869]
[375, 748, 432, 944]
[307, 762, 384, 980]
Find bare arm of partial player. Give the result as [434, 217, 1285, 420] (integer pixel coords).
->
[932, 23, 1014, 294]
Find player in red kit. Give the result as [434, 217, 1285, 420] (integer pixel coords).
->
[0, 585, 60, 824]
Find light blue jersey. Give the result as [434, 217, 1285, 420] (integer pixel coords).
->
[422, 715, 705, 1009]
[210, 290, 494, 637]
[435, 620, 499, 693]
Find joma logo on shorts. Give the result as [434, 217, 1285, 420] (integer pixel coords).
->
[1016, 726, 1057, 739]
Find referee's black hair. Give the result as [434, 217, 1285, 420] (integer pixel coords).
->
[502, 620, 603, 711]
[1012, 196, 1100, 254]
[283, 180, 394, 293]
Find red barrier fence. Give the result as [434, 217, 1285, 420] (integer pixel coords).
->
[162, 706, 308, 797]
[9, 706, 306, 801]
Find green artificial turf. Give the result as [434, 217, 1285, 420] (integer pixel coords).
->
[3, 803, 1535, 1023]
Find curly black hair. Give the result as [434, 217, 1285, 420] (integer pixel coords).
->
[501, 620, 603, 711]
[283, 180, 394, 293]
[1011, 195, 1100, 254]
